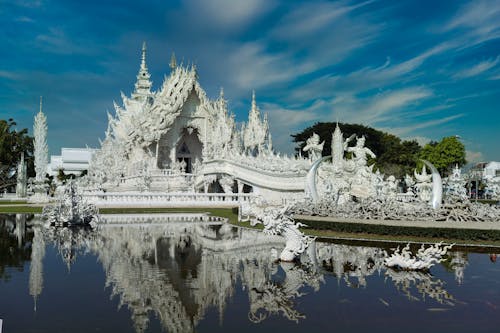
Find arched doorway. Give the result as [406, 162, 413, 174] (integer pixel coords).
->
[176, 128, 203, 173]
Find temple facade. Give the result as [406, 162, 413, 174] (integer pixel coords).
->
[85, 43, 306, 202]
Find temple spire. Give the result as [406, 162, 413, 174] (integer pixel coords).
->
[169, 52, 177, 70]
[33, 97, 48, 182]
[140, 42, 147, 71]
[132, 42, 152, 101]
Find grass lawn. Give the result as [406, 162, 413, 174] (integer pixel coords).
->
[0, 205, 42, 213]
[0, 200, 28, 205]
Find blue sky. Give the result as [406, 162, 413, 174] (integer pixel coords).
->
[1, 0, 499, 162]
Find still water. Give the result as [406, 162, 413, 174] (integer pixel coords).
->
[1, 213, 499, 333]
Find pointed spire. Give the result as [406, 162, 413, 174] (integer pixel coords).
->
[169, 52, 177, 70]
[140, 42, 147, 71]
[219, 87, 224, 99]
[132, 42, 152, 101]
[33, 97, 48, 182]
[251, 90, 256, 110]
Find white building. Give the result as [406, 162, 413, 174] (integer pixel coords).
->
[48, 147, 97, 176]
[483, 161, 500, 179]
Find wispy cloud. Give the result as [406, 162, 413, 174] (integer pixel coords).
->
[185, 0, 276, 30]
[331, 87, 433, 126]
[445, 0, 500, 45]
[453, 56, 500, 78]
[263, 100, 326, 153]
[0, 70, 20, 80]
[388, 114, 464, 136]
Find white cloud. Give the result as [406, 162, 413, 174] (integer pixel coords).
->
[387, 114, 464, 137]
[287, 44, 450, 104]
[35, 27, 96, 55]
[269, 0, 382, 71]
[466, 150, 484, 163]
[181, 0, 276, 32]
[0, 70, 20, 80]
[262, 101, 325, 153]
[402, 136, 432, 147]
[453, 56, 500, 79]
[331, 87, 433, 126]
[272, 0, 374, 38]
[11, 0, 43, 8]
[445, 0, 500, 45]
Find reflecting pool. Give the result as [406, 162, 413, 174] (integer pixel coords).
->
[1, 213, 499, 333]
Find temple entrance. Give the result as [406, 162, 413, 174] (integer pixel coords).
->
[176, 128, 203, 173]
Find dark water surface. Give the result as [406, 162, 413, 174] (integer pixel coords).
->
[1, 213, 499, 333]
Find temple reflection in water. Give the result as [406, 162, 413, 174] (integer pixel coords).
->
[5, 213, 477, 333]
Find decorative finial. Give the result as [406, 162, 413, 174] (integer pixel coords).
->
[39, 96, 43, 113]
[140, 42, 147, 70]
[170, 52, 177, 70]
[219, 87, 224, 99]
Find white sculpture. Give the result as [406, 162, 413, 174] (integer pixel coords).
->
[305, 124, 376, 205]
[245, 201, 315, 262]
[422, 160, 443, 210]
[444, 165, 468, 202]
[303, 133, 324, 161]
[347, 135, 375, 167]
[415, 165, 433, 202]
[384, 242, 453, 271]
[16, 152, 27, 197]
[485, 176, 500, 200]
[42, 181, 100, 227]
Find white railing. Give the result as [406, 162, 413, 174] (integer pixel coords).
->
[395, 192, 416, 202]
[82, 192, 255, 208]
[100, 213, 227, 225]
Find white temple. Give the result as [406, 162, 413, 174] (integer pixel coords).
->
[84, 43, 309, 203]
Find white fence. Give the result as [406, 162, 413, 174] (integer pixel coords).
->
[82, 192, 255, 208]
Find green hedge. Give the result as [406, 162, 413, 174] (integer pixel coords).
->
[296, 218, 500, 241]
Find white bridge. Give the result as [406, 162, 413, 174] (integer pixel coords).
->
[202, 158, 307, 192]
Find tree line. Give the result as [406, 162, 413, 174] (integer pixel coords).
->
[0, 118, 34, 191]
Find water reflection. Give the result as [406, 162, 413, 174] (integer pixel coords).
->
[0, 214, 33, 281]
[2, 213, 499, 332]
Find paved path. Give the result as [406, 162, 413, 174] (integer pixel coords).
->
[294, 214, 500, 231]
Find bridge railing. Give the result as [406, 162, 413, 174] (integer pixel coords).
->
[82, 192, 255, 208]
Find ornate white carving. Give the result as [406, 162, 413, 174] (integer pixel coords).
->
[303, 133, 324, 161]
[34, 98, 48, 182]
[384, 242, 453, 271]
[30, 98, 49, 203]
[444, 165, 468, 202]
[243, 91, 271, 155]
[243, 201, 315, 262]
[16, 152, 27, 197]
[42, 181, 100, 227]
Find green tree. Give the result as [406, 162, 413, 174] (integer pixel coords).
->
[418, 136, 466, 176]
[0, 118, 35, 190]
